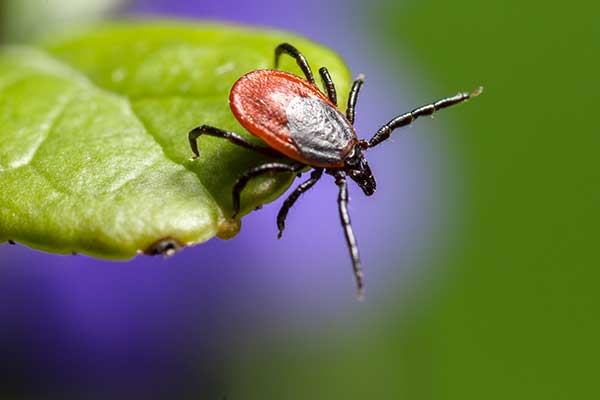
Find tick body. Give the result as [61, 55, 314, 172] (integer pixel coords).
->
[230, 70, 356, 168]
[189, 43, 482, 298]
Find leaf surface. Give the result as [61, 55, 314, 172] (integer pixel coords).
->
[0, 22, 351, 257]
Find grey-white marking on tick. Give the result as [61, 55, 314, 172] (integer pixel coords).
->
[286, 96, 355, 165]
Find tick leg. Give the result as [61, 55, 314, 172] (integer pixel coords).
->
[367, 86, 483, 148]
[276, 168, 323, 239]
[274, 43, 316, 85]
[346, 74, 365, 124]
[188, 125, 281, 159]
[232, 163, 305, 218]
[334, 171, 364, 299]
[318, 67, 337, 106]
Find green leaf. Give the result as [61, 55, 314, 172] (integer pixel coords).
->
[0, 21, 351, 258]
[0, 0, 124, 43]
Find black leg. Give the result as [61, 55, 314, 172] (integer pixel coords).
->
[232, 163, 305, 218]
[346, 74, 365, 124]
[276, 168, 323, 239]
[368, 86, 483, 148]
[274, 43, 316, 85]
[318, 67, 337, 106]
[188, 125, 281, 159]
[333, 171, 364, 299]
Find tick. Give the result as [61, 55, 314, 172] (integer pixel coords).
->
[189, 43, 482, 298]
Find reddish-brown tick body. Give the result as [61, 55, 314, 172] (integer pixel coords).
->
[230, 70, 358, 168]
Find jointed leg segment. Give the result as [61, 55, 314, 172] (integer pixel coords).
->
[334, 171, 364, 299]
[318, 67, 337, 106]
[274, 43, 316, 84]
[276, 168, 323, 238]
[232, 163, 305, 218]
[188, 125, 281, 159]
[368, 87, 483, 148]
[346, 74, 365, 124]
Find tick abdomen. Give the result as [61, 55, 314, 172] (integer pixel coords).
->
[230, 69, 356, 167]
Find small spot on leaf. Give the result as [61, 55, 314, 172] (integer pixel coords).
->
[143, 237, 184, 257]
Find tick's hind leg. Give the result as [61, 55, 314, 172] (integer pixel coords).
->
[276, 168, 323, 238]
[274, 43, 316, 84]
[232, 163, 305, 218]
[188, 125, 281, 159]
[318, 67, 337, 106]
[346, 74, 365, 124]
[333, 171, 364, 299]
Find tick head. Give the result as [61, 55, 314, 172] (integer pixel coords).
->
[344, 146, 376, 196]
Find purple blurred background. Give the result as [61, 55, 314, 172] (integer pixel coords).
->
[0, 0, 458, 396]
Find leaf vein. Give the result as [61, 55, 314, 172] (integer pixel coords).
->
[23, 91, 76, 168]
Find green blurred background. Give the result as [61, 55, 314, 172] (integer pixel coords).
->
[375, 2, 599, 398]
[1, 0, 598, 398]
